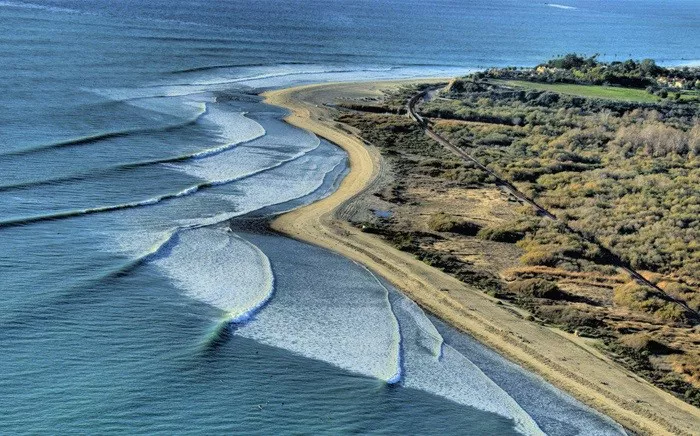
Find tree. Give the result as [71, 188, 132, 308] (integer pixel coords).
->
[639, 59, 662, 76]
[547, 53, 588, 70]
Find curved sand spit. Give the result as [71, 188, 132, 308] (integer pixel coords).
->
[263, 80, 700, 436]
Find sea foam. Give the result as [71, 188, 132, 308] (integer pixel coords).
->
[152, 227, 274, 322]
[235, 233, 542, 434]
[234, 234, 402, 383]
[195, 107, 266, 153]
[167, 113, 318, 183]
[172, 141, 346, 228]
[390, 292, 544, 435]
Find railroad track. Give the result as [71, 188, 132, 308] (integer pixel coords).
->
[407, 89, 699, 320]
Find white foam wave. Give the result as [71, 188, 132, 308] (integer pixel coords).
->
[103, 141, 345, 266]
[152, 227, 274, 322]
[361, 264, 403, 383]
[73, 136, 346, 268]
[174, 185, 199, 197]
[235, 249, 401, 383]
[113, 64, 382, 97]
[92, 82, 225, 102]
[546, 3, 577, 10]
[93, 64, 472, 102]
[229, 65, 471, 89]
[0, 1, 80, 14]
[168, 125, 319, 184]
[112, 227, 178, 259]
[187, 65, 394, 87]
[175, 149, 345, 228]
[0, 182, 214, 228]
[122, 96, 207, 120]
[391, 294, 544, 435]
[196, 108, 266, 155]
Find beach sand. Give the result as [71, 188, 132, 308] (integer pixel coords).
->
[263, 81, 700, 435]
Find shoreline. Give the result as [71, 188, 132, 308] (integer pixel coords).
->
[262, 80, 700, 435]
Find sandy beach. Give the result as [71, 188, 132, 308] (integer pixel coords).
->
[263, 80, 700, 436]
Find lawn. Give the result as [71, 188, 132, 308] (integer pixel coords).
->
[491, 79, 662, 103]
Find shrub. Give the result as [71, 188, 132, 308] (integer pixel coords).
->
[428, 213, 481, 236]
[613, 282, 659, 310]
[655, 302, 689, 323]
[535, 306, 604, 331]
[390, 232, 418, 252]
[441, 167, 491, 185]
[520, 250, 560, 267]
[614, 282, 691, 323]
[671, 354, 700, 386]
[477, 226, 525, 243]
[535, 92, 560, 106]
[619, 333, 674, 355]
[507, 278, 564, 299]
[613, 122, 689, 156]
[664, 282, 700, 311]
[474, 133, 513, 147]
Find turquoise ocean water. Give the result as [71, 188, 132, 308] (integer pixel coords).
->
[1, 0, 698, 434]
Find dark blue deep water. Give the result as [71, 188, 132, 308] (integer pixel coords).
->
[1, 0, 697, 434]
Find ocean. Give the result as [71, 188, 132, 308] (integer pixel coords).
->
[1, 0, 697, 434]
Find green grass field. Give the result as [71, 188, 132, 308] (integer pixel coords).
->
[492, 79, 664, 103]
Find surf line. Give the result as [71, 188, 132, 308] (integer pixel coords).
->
[0, 137, 322, 229]
[0, 103, 207, 159]
[352, 260, 404, 385]
[200, 235, 277, 351]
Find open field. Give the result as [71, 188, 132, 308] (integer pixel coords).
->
[492, 79, 663, 102]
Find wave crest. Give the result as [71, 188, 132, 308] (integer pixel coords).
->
[152, 228, 275, 323]
[389, 292, 544, 435]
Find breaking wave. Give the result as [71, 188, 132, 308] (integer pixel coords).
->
[545, 3, 577, 10]
[389, 292, 544, 435]
[0, 110, 266, 193]
[233, 234, 403, 384]
[228, 233, 547, 434]
[152, 227, 275, 324]
[0, 103, 207, 158]
[0, 145, 320, 229]
[0, 185, 203, 229]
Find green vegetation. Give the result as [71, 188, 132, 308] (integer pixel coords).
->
[425, 75, 700, 283]
[483, 53, 700, 94]
[534, 306, 604, 333]
[507, 278, 563, 299]
[613, 282, 689, 324]
[618, 333, 672, 354]
[356, 222, 502, 292]
[477, 225, 525, 243]
[494, 79, 662, 103]
[663, 282, 700, 311]
[599, 334, 700, 407]
[429, 62, 700, 403]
